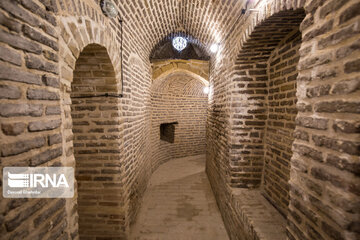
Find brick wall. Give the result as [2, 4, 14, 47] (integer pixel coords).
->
[206, 0, 360, 240]
[150, 66, 208, 170]
[229, 10, 303, 217]
[229, 10, 304, 190]
[263, 27, 302, 217]
[0, 0, 70, 238]
[125, 53, 152, 225]
[71, 44, 125, 238]
[288, 0, 360, 239]
[0, 0, 153, 238]
[0, 0, 359, 240]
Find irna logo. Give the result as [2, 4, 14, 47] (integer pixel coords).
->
[3, 167, 74, 198]
[7, 172, 69, 188]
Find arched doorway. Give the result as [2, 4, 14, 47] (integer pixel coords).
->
[151, 70, 209, 169]
[71, 44, 125, 239]
[231, 8, 306, 216]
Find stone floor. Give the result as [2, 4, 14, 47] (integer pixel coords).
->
[130, 155, 229, 240]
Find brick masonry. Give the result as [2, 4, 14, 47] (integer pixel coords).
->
[71, 44, 125, 239]
[0, 0, 359, 240]
[206, 1, 360, 240]
[263, 27, 302, 217]
[229, 10, 305, 191]
[150, 61, 209, 170]
[229, 9, 304, 218]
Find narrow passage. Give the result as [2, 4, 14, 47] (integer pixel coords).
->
[130, 155, 229, 240]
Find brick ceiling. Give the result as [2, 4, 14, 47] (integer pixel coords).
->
[115, 0, 248, 58]
[152, 72, 207, 96]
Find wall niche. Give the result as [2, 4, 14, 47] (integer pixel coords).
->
[160, 122, 178, 143]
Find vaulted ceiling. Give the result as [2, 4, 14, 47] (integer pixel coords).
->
[152, 72, 207, 96]
[114, 0, 248, 58]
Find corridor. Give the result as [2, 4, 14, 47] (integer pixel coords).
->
[130, 155, 229, 240]
[0, 0, 359, 239]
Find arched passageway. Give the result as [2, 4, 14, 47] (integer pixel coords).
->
[0, 1, 359, 240]
[231, 8, 306, 216]
[150, 60, 210, 170]
[216, 8, 307, 239]
[71, 44, 125, 239]
[130, 53, 224, 238]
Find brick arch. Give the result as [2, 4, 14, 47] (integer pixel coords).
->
[58, 16, 121, 86]
[150, 70, 209, 170]
[230, 0, 307, 58]
[152, 71, 208, 96]
[229, 8, 306, 217]
[154, 69, 209, 87]
[152, 59, 209, 85]
[57, 16, 127, 239]
[70, 43, 125, 239]
[57, 17, 123, 161]
[149, 32, 210, 61]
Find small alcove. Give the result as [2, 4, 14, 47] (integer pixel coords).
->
[160, 122, 178, 143]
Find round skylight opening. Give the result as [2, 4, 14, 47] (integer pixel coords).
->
[172, 36, 187, 52]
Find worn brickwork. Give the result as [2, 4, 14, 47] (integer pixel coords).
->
[288, 0, 360, 239]
[230, 10, 304, 190]
[71, 44, 126, 239]
[0, 0, 154, 238]
[206, 0, 360, 240]
[208, 9, 305, 239]
[151, 66, 208, 170]
[0, 0, 359, 240]
[0, 0, 68, 239]
[58, 3, 128, 239]
[263, 28, 302, 217]
[228, 10, 303, 217]
[0, 0, 250, 238]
